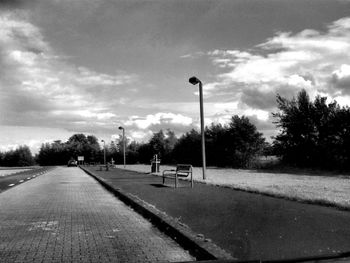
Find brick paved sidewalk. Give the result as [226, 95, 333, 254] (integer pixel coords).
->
[0, 167, 194, 263]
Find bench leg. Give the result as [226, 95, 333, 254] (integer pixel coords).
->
[175, 174, 178, 188]
[163, 175, 165, 185]
[191, 173, 193, 188]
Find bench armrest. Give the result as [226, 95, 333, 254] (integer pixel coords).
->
[176, 171, 191, 176]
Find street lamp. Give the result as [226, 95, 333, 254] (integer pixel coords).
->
[101, 140, 106, 168]
[189, 76, 207, 180]
[118, 126, 126, 168]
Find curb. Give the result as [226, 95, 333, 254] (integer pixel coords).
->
[80, 166, 234, 261]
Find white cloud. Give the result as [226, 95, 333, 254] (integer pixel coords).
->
[125, 112, 193, 129]
[205, 17, 350, 110]
[180, 51, 205, 59]
[0, 126, 74, 154]
[52, 110, 116, 120]
[213, 102, 239, 111]
[332, 64, 350, 79]
[332, 64, 350, 93]
[76, 67, 137, 86]
[129, 130, 153, 141]
[243, 109, 269, 121]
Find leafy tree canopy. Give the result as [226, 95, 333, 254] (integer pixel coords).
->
[273, 89, 350, 169]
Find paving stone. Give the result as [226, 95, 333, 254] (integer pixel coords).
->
[0, 167, 194, 262]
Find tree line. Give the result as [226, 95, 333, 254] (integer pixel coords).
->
[1, 115, 266, 168]
[0, 145, 35, 167]
[113, 115, 265, 168]
[2, 89, 350, 170]
[36, 134, 101, 165]
[273, 89, 350, 169]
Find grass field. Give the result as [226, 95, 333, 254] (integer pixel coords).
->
[0, 168, 34, 177]
[116, 164, 350, 210]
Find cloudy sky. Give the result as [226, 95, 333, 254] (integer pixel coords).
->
[1, 0, 350, 153]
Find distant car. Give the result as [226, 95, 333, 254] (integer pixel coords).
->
[67, 160, 78, 167]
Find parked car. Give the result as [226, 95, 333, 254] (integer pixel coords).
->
[67, 159, 78, 167]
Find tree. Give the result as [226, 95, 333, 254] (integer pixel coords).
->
[225, 116, 265, 168]
[273, 90, 316, 166]
[37, 134, 101, 165]
[163, 129, 178, 163]
[66, 134, 88, 159]
[86, 135, 101, 163]
[206, 123, 229, 166]
[0, 145, 34, 167]
[173, 129, 202, 166]
[137, 143, 153, 164]
[273, 89, 350, 169]
[126, 141, 140, 164]
[16, 145, 35, 166]
[149, 130, 166, 158]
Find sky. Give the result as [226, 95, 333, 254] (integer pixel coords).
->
[1, 0, 350, 154]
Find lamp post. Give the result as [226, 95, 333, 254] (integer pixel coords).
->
[118, 126, 126, 168]
[189, 76, 206, 180]
[101, 140, 106, 168]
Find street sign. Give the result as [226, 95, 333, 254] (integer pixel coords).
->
[78, 156, 84, 161]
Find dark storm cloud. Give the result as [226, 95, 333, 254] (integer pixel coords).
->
[247, 115, 277, 140]
[241, 89, 277, 110]
[1, 91, 51, 114]
[0, 0, 35, 9]
[0, 0, 23, 7]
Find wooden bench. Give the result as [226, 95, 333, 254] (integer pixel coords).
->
[99, 165, 109, 171]
[162, 164, 193, 188]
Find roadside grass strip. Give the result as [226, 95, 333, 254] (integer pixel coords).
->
[0, 169, 33, 176]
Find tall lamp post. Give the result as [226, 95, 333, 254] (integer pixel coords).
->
[189, 76, 206, 180]
[118, 126, 126, 168]
[101, 140, 106, 168]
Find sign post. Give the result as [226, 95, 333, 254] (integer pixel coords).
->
[78, 156, 84, 165]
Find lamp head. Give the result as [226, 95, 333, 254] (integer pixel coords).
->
[189, 76, 201, 85]
[118, 126, 124, 130]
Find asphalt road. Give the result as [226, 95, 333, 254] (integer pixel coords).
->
[88, 168, 350, 261]
[0, 167, 51, 193]
[0, 167, 194, 262]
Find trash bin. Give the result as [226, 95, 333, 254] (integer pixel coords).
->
[151, 160, 160, 173]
